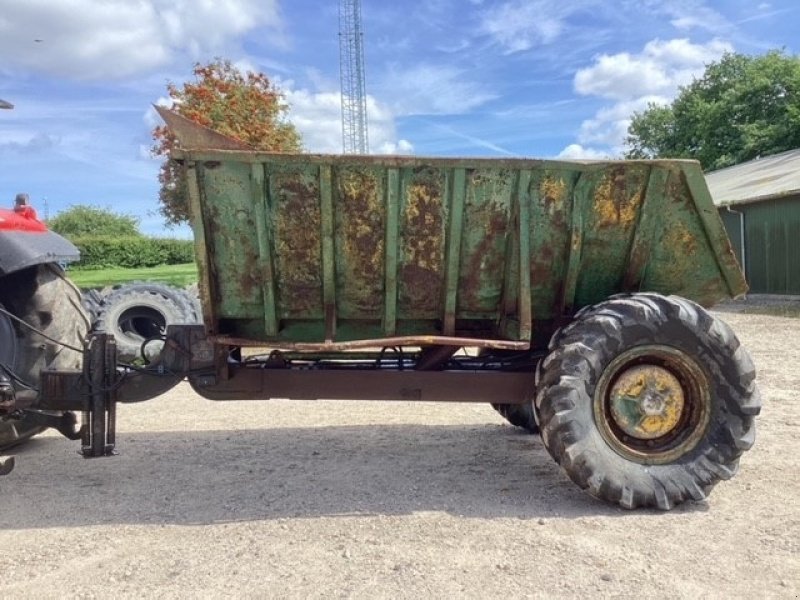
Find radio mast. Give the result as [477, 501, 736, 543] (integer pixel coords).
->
[339, 0, 369, 154]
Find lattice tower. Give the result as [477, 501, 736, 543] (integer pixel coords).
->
[339, 0, 369, 154]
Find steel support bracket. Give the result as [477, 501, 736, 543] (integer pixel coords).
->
[81, 333, 118, 458]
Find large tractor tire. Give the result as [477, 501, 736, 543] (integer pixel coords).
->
[535, 293, 760, 510]
[95, 283, 198, 363]
[0, 264, 88, 449]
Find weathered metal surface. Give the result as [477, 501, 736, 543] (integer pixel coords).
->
[170, 123, 746, 349]
[705, 148, 800, 207]
[154, 106, 252, 151]
[210, 334, 529, 351]
[190, 368, 536, 404]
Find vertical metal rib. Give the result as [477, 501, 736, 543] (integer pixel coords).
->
[251, 163, 279, 336]
[320, 165, 337, 341]
[516, 170, 533, 340]
[499, 174, 521, 336]
[443, 168, 466, 335]
[383, 168, 400, 335]
[185, 161, 216, 331]
[623, 166, 669, 291]
[562, 173, 587, 314]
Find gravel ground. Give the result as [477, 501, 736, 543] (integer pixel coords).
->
[0, 311, 798, 598]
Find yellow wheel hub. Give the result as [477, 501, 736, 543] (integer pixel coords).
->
[609, 365, 685, 440]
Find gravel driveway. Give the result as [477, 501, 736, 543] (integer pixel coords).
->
[0, 311, 797, 598]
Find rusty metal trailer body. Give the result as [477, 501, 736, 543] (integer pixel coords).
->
[180, 150, 744, 353]
[2, 113, 759, 510]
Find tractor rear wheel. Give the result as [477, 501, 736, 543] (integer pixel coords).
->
[0, 264, 87, 449]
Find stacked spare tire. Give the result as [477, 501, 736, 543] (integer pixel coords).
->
[91, 282, 201, 363]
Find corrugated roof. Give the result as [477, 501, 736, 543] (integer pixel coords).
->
[705, 148, 800, 206]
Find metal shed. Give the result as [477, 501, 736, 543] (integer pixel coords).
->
[706, 149, 800, 295]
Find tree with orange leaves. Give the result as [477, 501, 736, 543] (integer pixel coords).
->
[152, 59, 302, 224]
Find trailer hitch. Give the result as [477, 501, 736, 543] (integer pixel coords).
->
[81, 333, 118, 458]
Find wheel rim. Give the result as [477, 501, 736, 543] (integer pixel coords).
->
[594, 344, 711, 465]
[117, 305, 166, 342]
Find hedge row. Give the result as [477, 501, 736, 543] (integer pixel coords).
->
[71, 236, 195, 269]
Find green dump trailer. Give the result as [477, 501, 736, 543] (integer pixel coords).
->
[0, 111, 760, 510]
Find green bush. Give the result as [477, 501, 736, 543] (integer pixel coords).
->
[72, 236, 195, 268]
[49, 205, 142, 238]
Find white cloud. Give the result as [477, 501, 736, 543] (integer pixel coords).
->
[567, 37, 732, 155]
[479, 1, 595, 53]
[636, 0, 729, 33]
[378, 139, 414, 155]
[377, 64, 496, 116]
[577, 95, 669, 148]
[556, 144, 608, 160]
[283, 85, 413, 155]
[0, 0, 282, 80]
[575, 38, 732, 100]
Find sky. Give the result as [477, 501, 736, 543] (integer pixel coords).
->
[0, 0, 796, 237]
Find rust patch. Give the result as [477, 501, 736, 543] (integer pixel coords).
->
[458, 169, 513, 312]
[206, 196, 262, 308]
[664, 222, 698, 256]
[273, 176, 322, 315]
[239, 241, 260, 300]
[461, 202, 508, 312]
[593, 168, 642, 229]
[336, 169, 384, 315]
[666, 167, 689, 204]
[654, 220, 701, 292]
[400, 172, 445, 313]
[540, 175, 567, 214]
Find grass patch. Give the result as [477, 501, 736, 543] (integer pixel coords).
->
[69, 262, 198, 289]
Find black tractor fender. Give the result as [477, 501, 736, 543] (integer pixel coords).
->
[0, 230, 80, 276]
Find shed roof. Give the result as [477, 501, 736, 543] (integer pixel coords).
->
[705, 148, 800, 207]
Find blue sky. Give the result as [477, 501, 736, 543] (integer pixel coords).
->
[0, 0, 796, 236]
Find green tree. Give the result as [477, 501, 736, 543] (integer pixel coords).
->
[625, 51, 800, 170]
[152, 59, 302, 225]
[49, 205, 141, 239]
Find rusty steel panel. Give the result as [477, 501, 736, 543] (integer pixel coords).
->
[334, 166, 386, 318]
[270, 166, 324, 318]
[174, 145, 746, 348]
[398, 167, 447, 318]
[457, 168, 514, 315]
